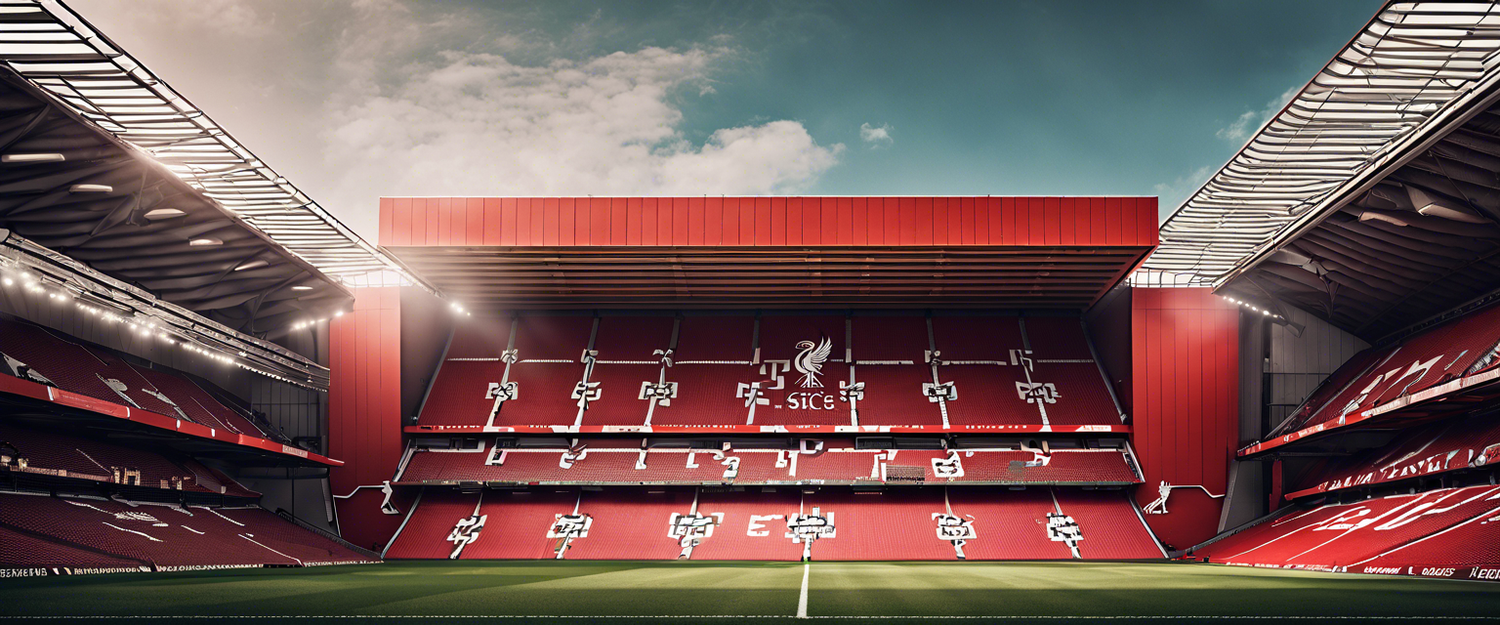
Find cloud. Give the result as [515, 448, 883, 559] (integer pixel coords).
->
[323, 47, 843, 214]
[1153, 165, 1215, 218]
[859, 122, 893, 148]
[1214, 110, 1259, 142]
[66, 0, 843, 240]
[1215, 85, 1300, 143]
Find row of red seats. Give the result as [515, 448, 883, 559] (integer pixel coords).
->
[0, 421, 258, 496]
[383, 486, 1162, 561]
[0, 319, 274, 441]
[0, 491, 374, 570]
[397, 441, 1140, 486]
[1286, 413, 1500, 499]
[0, 525, 144, 572]
[1272, 304, 1500, 438]
[1194, 485, 1500, 578]
[419, 314, 1121, 428]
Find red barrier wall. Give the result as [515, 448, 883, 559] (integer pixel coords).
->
[328, 286, 406, 552]
[1131, 288, 1239, 550]
[379, 196, 1159, 248]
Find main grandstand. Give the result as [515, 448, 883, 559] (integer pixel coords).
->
[3, 0, 1500, 622]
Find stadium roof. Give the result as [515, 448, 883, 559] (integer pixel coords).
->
[0, 0, 431, 296]
[1148, 1, 1500, 339]
[0, 69, 353, 337]
[380, 196, 1158, 311]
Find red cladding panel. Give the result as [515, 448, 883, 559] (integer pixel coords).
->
[381, 197, 1157, 249]
[329, 287, 405, 551]
[1130, 287, 1239, 549]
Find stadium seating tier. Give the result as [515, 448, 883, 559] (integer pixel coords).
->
[415, 314, 1125, 430]
[397, 442, 1141, 486]
[1195, 485, 1500, 575]
[383, 486, 1161, 561]
[0, 492, 372, 570]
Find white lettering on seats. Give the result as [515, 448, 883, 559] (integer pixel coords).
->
[748, 514, 783, 537]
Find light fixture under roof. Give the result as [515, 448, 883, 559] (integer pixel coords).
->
[188, 238, 223, 246]
[1408, 186, 1489, 224]
[142, 208, 186, 221]
[233, 259, 268, 271]
[291, 285, 314, 291]
[1, 153, 64, 163]
[69, 184, 113, 193]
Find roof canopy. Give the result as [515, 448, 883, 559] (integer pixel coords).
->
[0, 70, 352, 336]
[381, 196, 1157, 310]
[1147, 1, 1500, 340]
[1226, 96, 1500, 341]
[0, 0, 427, 294]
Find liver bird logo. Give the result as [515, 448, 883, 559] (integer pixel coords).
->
[794, 337, 833, 388]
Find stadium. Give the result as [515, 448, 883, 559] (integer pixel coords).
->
[2, 0, 1500, 622]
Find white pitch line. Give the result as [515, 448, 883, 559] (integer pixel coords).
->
[8, 614, 1500, 617]
[797, 562, 811, 619]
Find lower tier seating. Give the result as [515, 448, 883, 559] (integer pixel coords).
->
[0, 525, 144, 572]
[397, 440, 1141, 486]
[1194, 484, 1500, 579]
[0, 491, 376, 571]
[383, 486, 1163, 561]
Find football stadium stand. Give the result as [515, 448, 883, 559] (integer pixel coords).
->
[386, 306, 1153, 563]
[383, 485, 1161, 561]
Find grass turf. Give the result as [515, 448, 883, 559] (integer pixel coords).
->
[2, 560, 1499, 623]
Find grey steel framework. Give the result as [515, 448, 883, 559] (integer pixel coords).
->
[0, 0, 428, 291]
[1148, 2, 1500, 290]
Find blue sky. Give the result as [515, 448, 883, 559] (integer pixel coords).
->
[69, 0, 1383, 240]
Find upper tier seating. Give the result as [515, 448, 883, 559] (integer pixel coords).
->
[1194, 485, 1500, 575]
[0, 319, 280, 442]
[382, 485, 1162, 561]
[0, 491, 373, 570]
[415, 314, 1124, 429]
[1271, 304, 1500, 439]
[396, 439, 1141, 486]
[1286, 412, 1500, 499]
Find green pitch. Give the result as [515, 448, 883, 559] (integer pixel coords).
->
[3, 561, 1499, 623]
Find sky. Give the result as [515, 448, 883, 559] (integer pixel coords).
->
[66, 0, 1385, 242]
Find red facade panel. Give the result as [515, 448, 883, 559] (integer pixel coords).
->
[378, 197, 393, 245]
[329, 287, 406, 552]
[1130, 287, 1238, 550]
[435, 197, 452, 246]
[379, 197, 1159, 250]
